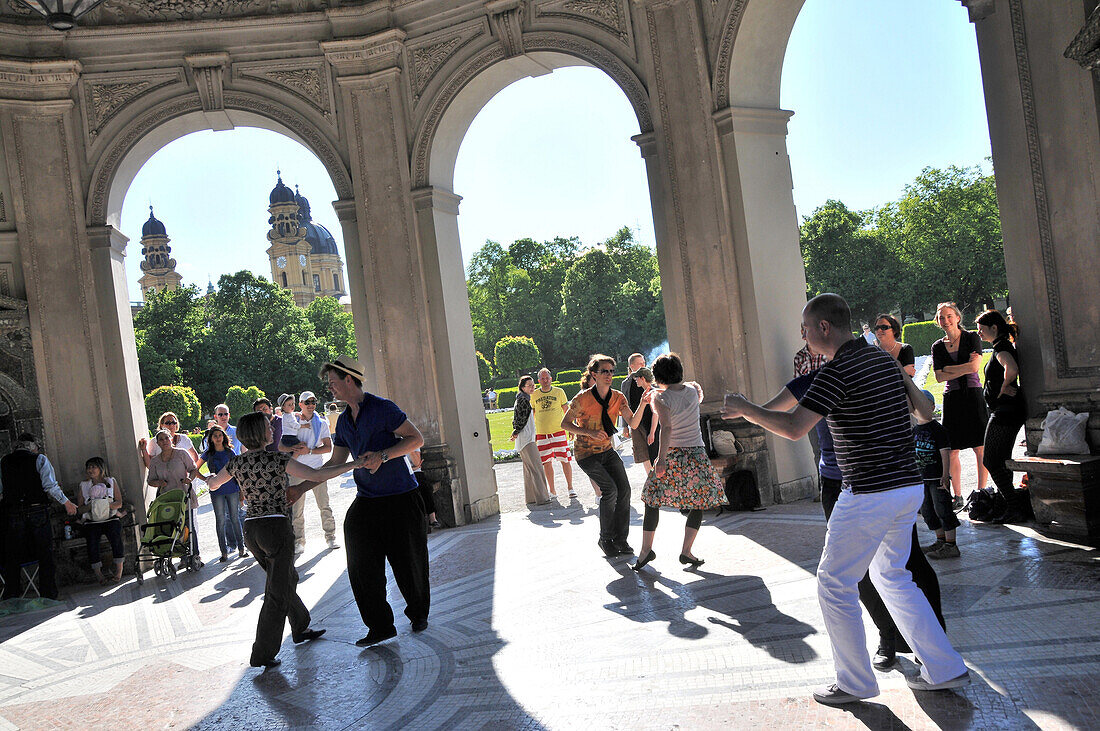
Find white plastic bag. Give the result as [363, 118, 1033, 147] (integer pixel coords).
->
[1036, 406, 1090, 455]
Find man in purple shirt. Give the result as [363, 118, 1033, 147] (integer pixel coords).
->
[320, 355, 427, 648]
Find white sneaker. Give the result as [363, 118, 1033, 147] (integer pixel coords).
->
[293, 543, 305, 556]
[906, 670, 970, 691]
[326, 536, 339, 549]
[812, 684, 862, 706]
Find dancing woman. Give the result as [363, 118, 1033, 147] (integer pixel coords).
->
[632, 353, 727, 571]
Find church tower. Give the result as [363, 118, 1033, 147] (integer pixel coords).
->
[266, 171, 314, 307]
[294, 186, 345, 301]
[137, 207, 182, 300]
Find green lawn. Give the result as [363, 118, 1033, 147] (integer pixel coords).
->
[922, 351, 992, 410]
[487, 410, 516, 453]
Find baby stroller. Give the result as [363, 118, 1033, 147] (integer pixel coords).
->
[135, 487, 199, 582]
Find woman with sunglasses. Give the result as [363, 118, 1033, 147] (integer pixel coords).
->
[146, 428, 202, 565]
[139, 411, 199, 468]
[873, 314, 915, 377]
[931, 302, 989, 509]
[562, 355, 646, 557]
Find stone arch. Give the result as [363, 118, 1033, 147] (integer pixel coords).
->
[714, 0, 805, 110]
[85, 90, 353, 228]
[411, 31, 652, 189]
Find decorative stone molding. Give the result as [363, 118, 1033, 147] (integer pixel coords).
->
[185, 52, 233, 130]
[405, 20, 487, 103]
[0, 58, 81, 102]
[1064, 4, 1100, 70]
[711, 0, 748, 110]
[322, 29, 408, 77]
[0, 192, 5, 223]
[959, 0, 996, 23]
[533, 0, 631, 45]
[43, 0, 334, 25]
[234, 57, 337, 120]
[80, 69, 186, 140]
[1007, 0, 1096, 378]
[411, 186, 463, 215]
[713, 105, 793, 137]
[411, 31, 651, 187]
[485, 0, 526, 58]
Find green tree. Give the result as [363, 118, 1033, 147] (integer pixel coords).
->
[878, 165, 1005, 316]
[799, 200, 903, 325]
[475, 351, 494, 387]
[144, 385, 201, 433]
[494, 336, 542, 378]
[132, 285, 204, 392]
[191, 271, 329, 408]
[224, 385, 266, 424]
[305, 295, 356, 359]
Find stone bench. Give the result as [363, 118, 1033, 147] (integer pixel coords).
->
[1007, 454, 1100, 542]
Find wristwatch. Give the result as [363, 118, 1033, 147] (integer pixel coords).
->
[379, 451, 389, 464]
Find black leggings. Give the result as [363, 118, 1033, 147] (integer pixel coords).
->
[983, 409, 1025, 498]
[642, 504, 702, 531]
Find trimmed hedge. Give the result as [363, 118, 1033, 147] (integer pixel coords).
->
[495, 376, 628, 410]
[556, 369, 582, 382]
[901, 320, 943, 358]
[144, 385, 202, 433]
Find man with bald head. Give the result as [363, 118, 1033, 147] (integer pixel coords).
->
[723, 293, 968, 705]
[532, 367, 575, 499]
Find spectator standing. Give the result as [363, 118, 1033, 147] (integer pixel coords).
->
[630, 368, 660, 468]
[873, 314, 916, 377]
[861, 324, 876, 345]
[631, 353, 726, 571]
[624, 353, 654, 472]
[0, 433, 77, 599]
[205, 411, 361, 668]
[321, 355, 429, 646]
[140, 411, 199, 468]
[562, 355, 644, 557]
[932, 302, 989, 509]
[77, 457, 126, 584]
[623, 352, 646, 439]
[976, 309, 1030, 523]
[409, 449, 442, 532]
[532, 368, 575, 499]
[511, 375, 551, 506]
[204, 405, 241, 455]
[194, 425, 246, 562]
[146, 429, 201, 566]
[913, 394, 960, 559]
[723, 294, 967, 705]
[290, 390, 338, 554]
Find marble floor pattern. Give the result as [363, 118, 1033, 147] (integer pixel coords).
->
[0, 456, 1097, 730]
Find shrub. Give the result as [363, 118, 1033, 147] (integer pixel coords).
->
[556, 369, 582, 382]
[494, 336, 542, 379]
[902, 320, 943, 358]
[475, 351, 493, 388]
[497, 376, 628, 409]
[144, 385, 202, 433]
[224, 385, 266, 425]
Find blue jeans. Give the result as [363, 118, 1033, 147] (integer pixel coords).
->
[211, 491, 243, 556]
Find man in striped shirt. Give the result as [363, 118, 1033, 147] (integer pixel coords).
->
[723, 293, 968, 705]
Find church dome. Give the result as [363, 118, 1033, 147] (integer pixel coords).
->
[269, 171, 296, 205]
[295, 188, 340, 256]
[142, 207, 167, 237]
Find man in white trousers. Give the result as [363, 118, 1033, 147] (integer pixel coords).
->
[290, 390, 338, 554]
[723, 293, 968, 705]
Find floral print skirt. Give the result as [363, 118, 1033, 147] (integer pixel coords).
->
[641, 446, 728, 510]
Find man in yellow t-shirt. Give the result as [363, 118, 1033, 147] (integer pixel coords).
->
[531, 368, 575, 498]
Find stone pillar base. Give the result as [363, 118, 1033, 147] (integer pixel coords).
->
[705, 415, 774, 506]
[422, 442, 501, 526]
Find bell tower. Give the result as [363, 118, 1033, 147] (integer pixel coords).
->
[266, 171, 313, 307]
[137, 207, 182, 300]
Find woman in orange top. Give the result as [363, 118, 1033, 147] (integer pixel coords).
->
[562, 354, 646, 557]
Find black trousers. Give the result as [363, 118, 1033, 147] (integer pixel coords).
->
[244, 516, 310, 664]
[81, 518, 125, 567]
[345, 490, 430, 631]
[1, 506, 57, 600]
[821, 478, 945, 651]
[920, 480, 960, 532]
[983, 405, 1027, 504]
[577, 449, 631, 543]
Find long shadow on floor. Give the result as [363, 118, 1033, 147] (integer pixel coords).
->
[603, 563, 818, 661]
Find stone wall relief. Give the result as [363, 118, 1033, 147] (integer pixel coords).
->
[532, 0, 634, 48]
[79, 69, 188, 149]
[0, 0, 344, 24]
[234, 57, 338, 124]
[0, 293, 43, 454]
[404, 18, 489, 104]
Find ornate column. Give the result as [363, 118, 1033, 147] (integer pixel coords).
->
[965, 1, 1100, 432]
[323, 32, 498, 523]
[635, 0, 814, 502]
[713, 105, 815, 502]
[0, 58, 148, 514]
[332, 198, 377, 387]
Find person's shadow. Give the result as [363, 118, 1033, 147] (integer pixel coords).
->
[604, 566, 818, 662]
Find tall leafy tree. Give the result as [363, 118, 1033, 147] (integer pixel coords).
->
[132, 285, 204, 392]
[305, 295, 357, 358]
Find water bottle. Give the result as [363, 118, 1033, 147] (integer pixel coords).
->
[63, 523, 73, 540]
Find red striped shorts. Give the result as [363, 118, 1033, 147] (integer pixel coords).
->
[535, 431, 572, 464]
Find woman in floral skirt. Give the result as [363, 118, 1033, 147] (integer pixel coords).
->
[632, 352, 727, 571]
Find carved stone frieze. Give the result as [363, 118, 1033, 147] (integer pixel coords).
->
[0, 192, 5, 223]
[486, 0, 526, 58]
[712, 0, 748, 110]
[1, 0, 339, 25]
[235, 58, 336, 120]
[533, 0, 631, 44]
[1065, 3, 1100, 70]
[80, 70, 185, 139]
[404, 19, 488, 104]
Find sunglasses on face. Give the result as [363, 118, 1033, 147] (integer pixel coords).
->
[215, 413, 228, 417]
[303, 400, 317, 405]
[163, 420, 178, 425]
[874, 324, 892, 331]
[594, 368, 614, 375]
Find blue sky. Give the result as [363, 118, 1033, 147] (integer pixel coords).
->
[121, 0, 989, 301]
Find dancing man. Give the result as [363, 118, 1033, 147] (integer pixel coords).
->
[722, 293, 968, 705]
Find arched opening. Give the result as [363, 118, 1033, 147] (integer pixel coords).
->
[417, 49, 661, 513]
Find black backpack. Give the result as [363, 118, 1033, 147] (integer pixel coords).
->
[966, 487, 1006, 522]
[721, 469, 761, 512]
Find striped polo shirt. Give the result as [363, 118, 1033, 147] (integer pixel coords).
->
[798, 338, 921, 494]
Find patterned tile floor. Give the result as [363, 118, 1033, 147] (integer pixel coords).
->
[0, 454, 1097, 730]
